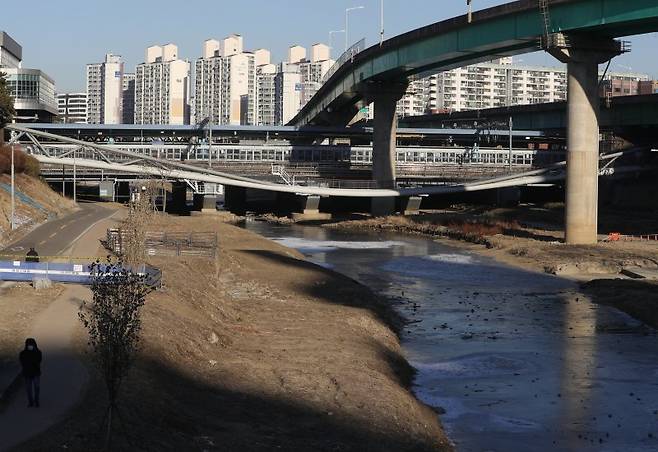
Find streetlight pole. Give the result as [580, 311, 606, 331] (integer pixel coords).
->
[508, 116, 513, 173]
[345, 6, 365, 52]
[329, 30, 345, 58]
[10, 143, 15, 230]
[380, 0, 385, 46]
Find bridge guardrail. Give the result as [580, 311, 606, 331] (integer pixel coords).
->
[322, 39, 366, 84]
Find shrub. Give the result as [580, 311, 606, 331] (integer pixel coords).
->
[0, 145, 39, 175]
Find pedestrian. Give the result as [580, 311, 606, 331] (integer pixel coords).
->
[19, 338, 42, 408]
[26, 247, 39, 263]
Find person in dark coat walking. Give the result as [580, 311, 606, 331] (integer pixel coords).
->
[25, 247, 39, 263]
[19, 338, 42, 408]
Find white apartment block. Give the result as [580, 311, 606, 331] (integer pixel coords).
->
[195, 36, 255, 126]
[135, 44, 190, 125]
[57, 92, 87, 123]
[86, 54, 124, 124]
[275, 62, 302, 125]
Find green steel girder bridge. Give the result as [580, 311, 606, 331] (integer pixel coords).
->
[290, 0, 658, 128]
[289, 0, 658, 245]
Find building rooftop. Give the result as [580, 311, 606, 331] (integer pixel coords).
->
[0, 31, 22, 61]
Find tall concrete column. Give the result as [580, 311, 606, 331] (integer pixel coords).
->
[564, 58, 600, 244]
[368, 82, 408, 216]
[548, 34, 624, 245]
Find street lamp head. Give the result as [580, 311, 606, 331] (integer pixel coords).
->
[346, 6, 365, 12]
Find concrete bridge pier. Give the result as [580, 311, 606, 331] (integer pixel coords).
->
[224, 186, 247, 216]
[291, 195, 331, 221]
[369, 82, 408, 217]
[193, 194, 218, 214]
[171, 182, 188, 214]
[549, 34, 624, 245]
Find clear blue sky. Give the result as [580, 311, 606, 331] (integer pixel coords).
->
[4, 0, 658, 92]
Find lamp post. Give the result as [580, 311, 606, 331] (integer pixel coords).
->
[329, 30, 345, 58]
[10, 143, 15, 230]
[345, 6, 365, 51]
[380, 0, 385, 46]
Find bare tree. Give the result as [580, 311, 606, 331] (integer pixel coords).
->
[79, 260, 149, 448]
[121, 180, 158, 266]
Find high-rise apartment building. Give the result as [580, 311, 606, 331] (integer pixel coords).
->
[86, 54, 124, 124]
[269, 44, 334, 125]
[122, 73, 135, 124]
[195, 36, 255, 125]
[57, 92, 87, 123]
[275, 62, 302, 125]
[135, 44, 190, 125]
[0, 31, 21, 69]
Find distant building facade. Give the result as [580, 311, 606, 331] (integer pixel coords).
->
[86, 54, 124, 124]
[57, 92, 87, 123]
[194, 36, 255, 125]
[0, 31, 21, 69]
[122, 72, 135, 124]
[135, 43, 190, 125]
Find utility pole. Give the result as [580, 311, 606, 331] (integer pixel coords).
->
[467, 0, 473, 23]
[10, 143, 15, 230]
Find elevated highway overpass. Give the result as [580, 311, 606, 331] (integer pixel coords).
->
[288, 0, 658, 244]
[400, 93, 658, 144]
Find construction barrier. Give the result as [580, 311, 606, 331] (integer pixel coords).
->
[607, 233, 658, 242]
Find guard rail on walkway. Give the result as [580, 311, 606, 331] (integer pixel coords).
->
[107, 229, 218, 258]
[0, 260, 162, 288]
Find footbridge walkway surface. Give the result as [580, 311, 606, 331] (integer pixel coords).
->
[0, 204, 122, 451]
[290, 0, 658, 127]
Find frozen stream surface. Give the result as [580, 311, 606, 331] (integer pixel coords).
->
[244, 220, 658, 452]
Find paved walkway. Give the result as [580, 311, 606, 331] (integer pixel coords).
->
[0, 204, 120, 451]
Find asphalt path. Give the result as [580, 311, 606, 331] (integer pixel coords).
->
[0, 202, 121, 451]
[1, 202, 114, 259]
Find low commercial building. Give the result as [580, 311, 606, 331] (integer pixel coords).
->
[5, 68, 58, 122]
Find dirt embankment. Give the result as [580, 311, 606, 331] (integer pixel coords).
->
[21, 213, 451, 451]
[324, 205, 658, 328]
[0, 173, 76, 247]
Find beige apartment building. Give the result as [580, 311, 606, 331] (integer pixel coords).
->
[135, 44, 190, 125]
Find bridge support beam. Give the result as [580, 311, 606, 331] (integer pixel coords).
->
[369, 82, 408, 217]
[548, 34, 624, 245]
